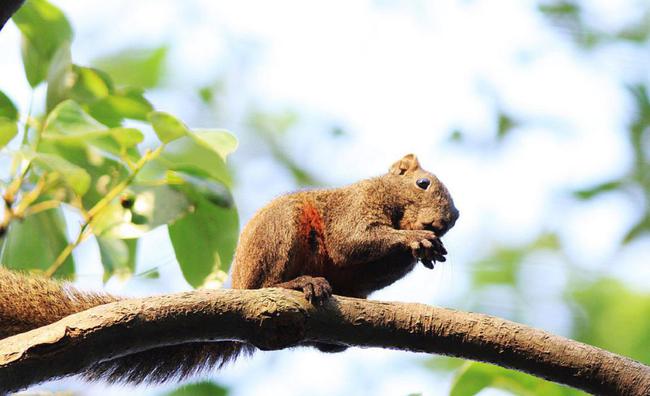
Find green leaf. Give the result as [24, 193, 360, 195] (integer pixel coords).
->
[496, 111, 518, 140]
[70, 66, 112, 103]
[93, 46, 168, 89]
[570, 278, 650, 364]
[0, 207, 74, 279]
[0, 91, 18, 121]
[163, 381, 229, 396]
[97, 237, 137, 282]
[45, 43, 73, 111]
[450, 361, 586, 396]
[573, 180, 622, 200]
[623, 215, 650, 244]
[92, 185, 191, 239]
[111, 128, 144, 148]
[0, 118, 18, 149]
[43, 100, 106, 137]
[88, 88, 153, 127]
[13, 0, 73, 87]
[168, 192, 238, 288]
[148, 111, 189, 143]
[159, 131, 236, 188]
[32, 152, 91, 195]
[191, 129, 238, 161]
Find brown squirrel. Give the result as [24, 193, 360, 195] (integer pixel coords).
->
[0, 153, 458, 385]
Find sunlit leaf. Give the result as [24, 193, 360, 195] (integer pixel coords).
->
[169, 192, 238, 288]
[37, 139, 129, 208]
[12, 0, 73, 87]
[164, 381, 229, 396]
[43, 100, 106, 137]
[160, 133, 233, 188]
[496, 111, 518, 140]
[0, 119, 18, 149]
[97, 236, 137, 282]
[0, 91, 18, 121]
[32, 152, 91, 196]
[191, 129, 238, 161]
[570, 278, 650, 364]
[92, 186, 191, 239]
[88, 87, 153, 127]
[93, 46, 168, 88]
[573, 180, 622, 200]
[450, 361, 586, 396]
[623, 215, 650, 244]
[0, 207, 74, 278]
[45, 43, 73, 111]
[148, 111, 189, 143]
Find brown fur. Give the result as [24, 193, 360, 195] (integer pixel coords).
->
[0, 154, 458, 385]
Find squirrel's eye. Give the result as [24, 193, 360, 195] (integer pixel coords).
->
[416, 178, 430, 190]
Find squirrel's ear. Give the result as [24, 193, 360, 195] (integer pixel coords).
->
[389, 154, 421, 175]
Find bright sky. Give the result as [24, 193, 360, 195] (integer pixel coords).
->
[1, 1, 648, 395]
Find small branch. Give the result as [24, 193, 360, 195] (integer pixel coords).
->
[0, 289, 648, 395]
[0, 0, 25, 32]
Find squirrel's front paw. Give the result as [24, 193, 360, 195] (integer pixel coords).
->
[276, 275, 333, 305]
[404, 230, 447, 269]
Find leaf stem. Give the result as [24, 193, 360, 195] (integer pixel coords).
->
[44, 146, 164, 277]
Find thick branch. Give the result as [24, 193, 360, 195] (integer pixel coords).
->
[0, 0, 24, 31]
[0, 288, 648, 395]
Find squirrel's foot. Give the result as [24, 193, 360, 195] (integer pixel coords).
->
[404, 230, 447, 269]
[276, 275, 333, 305]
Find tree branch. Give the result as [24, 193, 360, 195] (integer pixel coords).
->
[0, 0, 24, 32]
[0, 288, 648, 395]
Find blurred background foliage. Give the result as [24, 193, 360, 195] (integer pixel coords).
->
[1, 0, 649, 395]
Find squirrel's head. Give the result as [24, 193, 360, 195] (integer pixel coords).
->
[389, 154, 459, 237]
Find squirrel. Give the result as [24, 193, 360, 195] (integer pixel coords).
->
[0, 153, 458, 385]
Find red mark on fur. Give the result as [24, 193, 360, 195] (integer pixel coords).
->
[299, 199, 332, 273]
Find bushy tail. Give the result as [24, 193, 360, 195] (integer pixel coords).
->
[0, 267, 254, 384]
[83, 342, 255, 384]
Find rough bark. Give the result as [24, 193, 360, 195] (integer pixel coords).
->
[0, 0, 24, 31]
[0, 288, 648, 395]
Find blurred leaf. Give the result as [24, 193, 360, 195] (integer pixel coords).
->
[32, 152, 91, 195]
[37, 139, 129, 208]
[449, 129, 463, 143]
[135, 266, 160, 280]
[0, 91, 18, 121]
[424, 356, 466, 372]
[160, 131, 235, 188]
[0, 119, 18, 149]
[88, 87, 153, 127]
[191, 129, 238, 161]
[45, 43, 73, 111]
[169, 192, 238, 289]
[623, 215, 650, 244]
[538, 1, 579, 18]
[70, 66, 112, 103]
[13, 0, 73, 87]
[93, 46, 168, 89]
[92, 185, 191, 239]
[450, 361, 586, 396]
[97, 237, 137, 282]
[169, 172, 232, 207]
[573, 180, 622, 200]
[148, 111, 189, 143]
[570, 278, 650, 364]
[198, 86, 215, 105]
[616, 12, 650, 43]
[163, 381, 228, 396]
[0, 207, 74, 278]
[111, 128, 144, 148]
[43, 100, 106, 137]
[496, 112, 517, 140]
